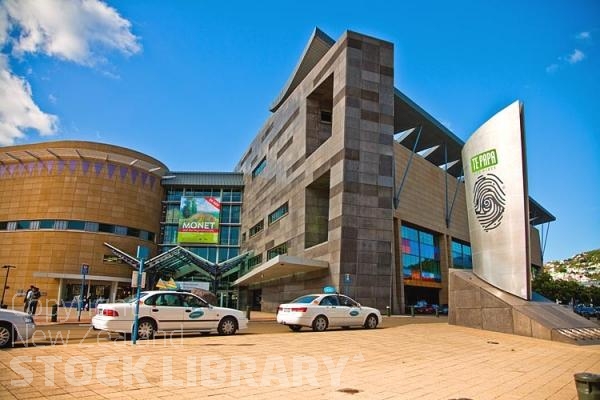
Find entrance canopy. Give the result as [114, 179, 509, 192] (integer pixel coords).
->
[233, 255, 329, 286]
[103, 243, 250, 280]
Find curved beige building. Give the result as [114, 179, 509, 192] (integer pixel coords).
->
[0, 141, 167, 308]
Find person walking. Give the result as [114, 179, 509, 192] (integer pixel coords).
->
[27, 286, 41, 315]
[23, 285, 34, 313]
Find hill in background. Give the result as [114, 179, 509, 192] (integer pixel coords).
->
[544, 249, 600, 286]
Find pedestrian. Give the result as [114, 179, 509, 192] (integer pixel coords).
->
[28, 286, 41, 315]
[23, 285, 34, 313]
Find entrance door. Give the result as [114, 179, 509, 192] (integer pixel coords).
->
[251, 289, 262, 311]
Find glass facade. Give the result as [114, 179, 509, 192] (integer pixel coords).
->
[160, 186, 243, 269]
[401, 225, 441, 283]
[452, 240, 472, 269]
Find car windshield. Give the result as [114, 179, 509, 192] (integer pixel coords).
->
[291, 295, 319, 304]
[122, 292, 150, 303]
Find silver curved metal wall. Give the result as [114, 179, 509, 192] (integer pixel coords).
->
[462, 101, 531, 300]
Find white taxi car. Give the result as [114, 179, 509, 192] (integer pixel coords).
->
[277, 293, 382, 332]
[92, 291, 248, 339]
[0, 308, 36, 348]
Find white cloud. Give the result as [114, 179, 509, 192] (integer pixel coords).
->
[3, 0, 141, 66]
[0, 58, 58, 145]
[0, 0, 140, 145]
[567, 49, 585, 64]
[545, 63, 559, 74]
[576, 31, 591, 40]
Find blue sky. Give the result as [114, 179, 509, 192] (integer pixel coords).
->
[0, 0, 598, 263]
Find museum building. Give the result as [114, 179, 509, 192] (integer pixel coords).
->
[0, 29, 554, 313]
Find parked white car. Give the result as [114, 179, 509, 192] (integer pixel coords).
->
[277, 293, 382, 332]
[92, 291, 248, 339]
[0, 308, 36, 348]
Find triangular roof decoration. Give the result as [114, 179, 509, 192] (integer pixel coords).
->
[270, 27, 335, 112]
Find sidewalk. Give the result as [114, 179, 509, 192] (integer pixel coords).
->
[1, 319, 599, 399]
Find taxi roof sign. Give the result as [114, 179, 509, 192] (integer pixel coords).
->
[323, 286, 337, 294]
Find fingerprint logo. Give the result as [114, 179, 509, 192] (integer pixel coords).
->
[473, 173, 506, 232]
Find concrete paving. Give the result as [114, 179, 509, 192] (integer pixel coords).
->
[1, 308, 599, 399]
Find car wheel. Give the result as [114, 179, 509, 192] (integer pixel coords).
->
[217, 317, 237, 336]
[137, 319, 156, 340]
[364, 314, 378, 329]
[288, 325, 302, 332]
[312, 315, 328, 332]
[0, 322, 14, 348]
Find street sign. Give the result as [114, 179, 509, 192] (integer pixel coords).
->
[81, 264, 89, 275]
[137, 246, 149, 261]
[131, 271, 146, 288]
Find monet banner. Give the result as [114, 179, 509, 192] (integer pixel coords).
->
[177, 196, 221, 244]
[462, 101, 531, 300]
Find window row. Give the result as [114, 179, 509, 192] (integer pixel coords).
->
[244, 202, 288, 242]
[165, 188, 243, 202]
[159, 245, 239, 264]
[163, 204, 241, 224]
[0, 220, 155, 241]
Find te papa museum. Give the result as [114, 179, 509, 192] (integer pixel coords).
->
[0, 29, 554, 313]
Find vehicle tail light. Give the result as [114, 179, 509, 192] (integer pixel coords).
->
[102, 309, 119, 317]
[291, 307, 307, 312]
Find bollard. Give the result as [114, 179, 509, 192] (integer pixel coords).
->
[51, 304, 58, 322]
[574, 372, 600, 400]
[410, 305, 415, 317]
[386, 306, 391, 317]
[246, 305, 251, 321]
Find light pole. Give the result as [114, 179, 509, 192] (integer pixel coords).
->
[1, 265, 16, 309]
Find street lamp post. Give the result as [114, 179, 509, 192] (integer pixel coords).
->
[1, 265, 16, 309]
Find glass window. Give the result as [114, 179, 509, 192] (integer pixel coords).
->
[127, 227, 141, 238]
[252, 157, 267, 178]
[268, 202, 288, 225]
[320, 295, 339, 306]
[291, 295, 319, 304]
[248, 254, 263, 268]
[38, 220, 53, 229]
[229, 227, 239, 245]
[0, 222, 7, 230]
[230, 205, 241, 224]
[221, 205, 231, 223]
[114, 225, 127, 235]
[29, 220, 40, 230]
[163, 226, 178, 244]
[220, 226, 230, 245]
[231, 190, 242, 202]
[85, 222, 98, 232]
[98, 223, 113, 233]
[167, 189, 183, 201]
[67, 220, 85, 230]
[221, 189, 232, 202]
[452, 240, 472, 269]
[16, 221, 30, 230]
[267, 242, 287, 260]
[54, 220, 67, 230]
[401, 225, 441, 282]
[249, 220, 264, 237]
[165, 204, 180, 223]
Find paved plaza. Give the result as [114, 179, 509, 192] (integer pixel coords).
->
[1, 313, 599, 400]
